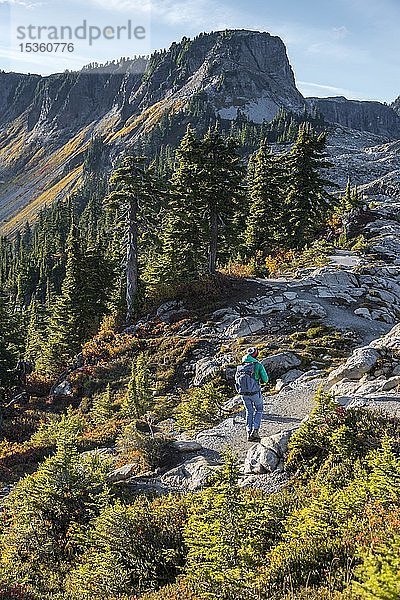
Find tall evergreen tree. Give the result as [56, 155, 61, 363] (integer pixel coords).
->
[149, 127, 205, 287]
[199, 129, 244, 274]
[38, 224, 110, 376]
[105, 155, 160, 325]
[0, 293, 24, 388]
[284, 124, 335, 248]
[25, 297, 48, 366]
[38, 224, 86, 376]
[83, 244, 115, 330]
[152, 127, 244, 285]
[122, 353, 153, 418]
[245, 142, 286, 259]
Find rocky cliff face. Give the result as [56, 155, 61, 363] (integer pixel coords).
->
[0, 30, 307, 233]
[306, 96, 400, 139]
[0, 29, 399, 234]
[0, 30, 305, 137]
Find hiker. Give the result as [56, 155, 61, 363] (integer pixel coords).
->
[235, 347, 269, 442]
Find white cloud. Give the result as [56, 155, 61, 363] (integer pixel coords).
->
[297, 80, 366, 100]
[0, 0, 42, 7]
[86, 0, 235, 28]
[305, 38, 370, 65]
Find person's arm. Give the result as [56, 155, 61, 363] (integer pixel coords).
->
[258, 363, 269, 384]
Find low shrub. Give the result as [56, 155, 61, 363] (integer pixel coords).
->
[116, 422, 172, 472]
[82, 419, 125, 449]
[140, 581, 202, 599]
[257, 438, 400, 598]
[287, 389, 400, 475]
[353, 503, 400, 599]
[176, 378, 230, 434]
[25, 372, 53, 397]
[0, 443, 111, 596]
[220, 260, 258, 278]
[65, 496, 188, 599]
[265, 241, 333, 276]
[29, 407, 86, 448]
[350, 235, 369, 253]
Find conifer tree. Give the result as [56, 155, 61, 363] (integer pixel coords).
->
[0, 293, 24, 387]
[0, 436, 110, 594]
[148, 126, 205, 287]
[83, 244, 115, 330]
[184, 452, 267, 599]
[38, 224, 84, 375]
[91, 384, 114, 424]
[25, 297, 48, 366]
[105, 155, 160, 325]
[122, 352, 153, 419]
[38, 224, 107, 376]
[339, 179, 362, 213]
[284, 124, 335, 248]
[199, 128, 244, 274]
[152, 127, 244, 284]
[245, 142, 286, 259]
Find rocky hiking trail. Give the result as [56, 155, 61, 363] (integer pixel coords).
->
[105, 191, 400, 495]
[3, 190, 400, 503]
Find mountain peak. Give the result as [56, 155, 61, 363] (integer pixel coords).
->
[138, 28, 305, 124]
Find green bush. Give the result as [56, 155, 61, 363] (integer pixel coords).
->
[351, 235, 369, 253]
[122, 352, 154, 419]
[287, 390, 400, 475]
[29, 406, 86, 448]
[116, 422, 172, 471]
[176, 378, 230, 434]
[0, 441, 111, 597]
[257, 438, 400, 598]
[91, 384, 115, 424]
[180, 454, 302, 600]
[282, 589, 358, 599]
[65, 496, 188, 599]
[306, 325, 330, 339]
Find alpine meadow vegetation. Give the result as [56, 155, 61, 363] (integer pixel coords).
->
[0, 117, 396, 600]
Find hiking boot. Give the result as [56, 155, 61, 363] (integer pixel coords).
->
[251, 429, 261, 442]
[247, 431, 254, 442]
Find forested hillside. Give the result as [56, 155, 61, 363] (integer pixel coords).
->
[2, 113, 400, 599]
[1, 26, 400, 600]
[0, 123, 339, 380]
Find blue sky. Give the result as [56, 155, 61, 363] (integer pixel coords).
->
[0, 0, 399, 102]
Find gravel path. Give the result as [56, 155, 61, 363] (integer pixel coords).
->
[196, 378, 322, 462]
[252, 277, 390, 345]
[329, 250, 361, 268]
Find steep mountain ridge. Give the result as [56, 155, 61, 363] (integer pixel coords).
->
[307, 96, 400, 139]
[0, 29, 399, 234]
[0, 30, 306, 233]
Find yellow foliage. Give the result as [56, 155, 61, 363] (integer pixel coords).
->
[106, 98, 185, 143]
[140, 581, 201, 599]
[265, 251, 296, 276]
[2, 165, 83, 235]
[0, 126, 89, 235]
[220, 261, 258, 278]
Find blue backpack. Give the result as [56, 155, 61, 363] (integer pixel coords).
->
[235, 363, 261, 396]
